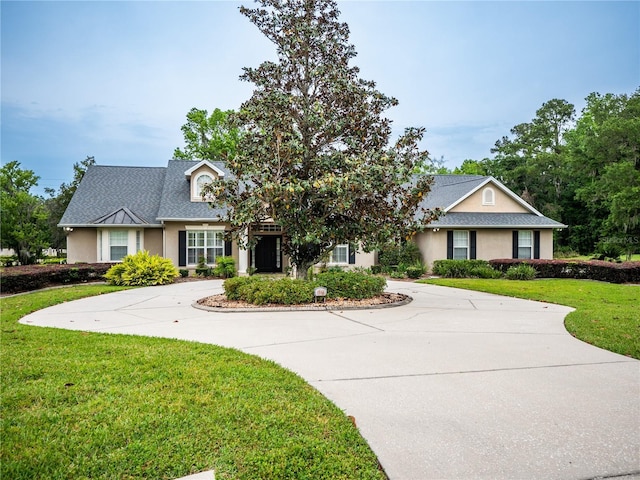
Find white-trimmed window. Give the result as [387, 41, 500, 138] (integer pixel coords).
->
[453, 231, 469, 260]
[193, 173, 214, 201]
[98, 229, 143, 262]
[482, 187, 495, 205]
[330, 244, 349, 264]
[518, 230, 533, 259]
[187, 230, 224, 265]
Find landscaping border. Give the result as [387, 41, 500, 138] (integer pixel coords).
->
[193, 292, 412, 313]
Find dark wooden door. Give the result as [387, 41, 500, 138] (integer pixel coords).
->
[253, 236, 282, 273]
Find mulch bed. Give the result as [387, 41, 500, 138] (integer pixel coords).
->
[197, 292, 409, 310]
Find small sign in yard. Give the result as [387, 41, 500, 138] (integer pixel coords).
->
[314, 286, 327, 302]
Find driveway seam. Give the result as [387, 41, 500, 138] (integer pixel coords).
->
[316, 360, 636, 382]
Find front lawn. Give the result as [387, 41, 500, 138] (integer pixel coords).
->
[420, 278, 640, 359]
[1, 286, 385, 479]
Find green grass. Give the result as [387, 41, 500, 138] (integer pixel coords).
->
[1, 286, 385, 480]
[420, 278, 640, 359]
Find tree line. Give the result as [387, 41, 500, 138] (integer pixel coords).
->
[0, 156, 95, 264]
[3, 0, 637, 267]
[449, 91, 639, 257]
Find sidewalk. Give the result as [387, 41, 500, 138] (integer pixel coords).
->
[21, 280, 640, 480]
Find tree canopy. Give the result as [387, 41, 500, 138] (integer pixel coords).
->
[44, 156, 95, 251]
[465, 88, 639, 256]
[204, 0, 438, 277]
[174, 108, 239, 162]
[0, 161, 49, 264]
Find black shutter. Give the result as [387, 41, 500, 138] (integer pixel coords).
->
[512, 231, 519, 259]
[178, 231, 186, 267]
[447, 231, 454, 259]
[224, 240, 232, 257]
[534, 231, 541, 259]
[348, 244, 356, 264]
[470, 231, 477, 260]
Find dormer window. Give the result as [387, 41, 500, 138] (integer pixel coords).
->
[184, 160, 225, 202]
[195, 173, 214, 201]
[482, 187, 495, 206]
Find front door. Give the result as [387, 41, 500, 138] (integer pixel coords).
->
[253, 235, 282, 273]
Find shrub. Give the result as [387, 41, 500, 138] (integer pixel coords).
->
[104, 251, 179, 286]
[179, 269, 189, 278]
[596, 241, 623, 261]
[405, 263, 426, 279]
[489, 259, 640, 284]
[470, 265, 503, 279]
[0, 263, 114, 294]
[314, 271, 386, 299]
[223, 276, 258, 300]
[505, 264, 537, 280]
[432, 260, 494, 278]
[0, 255, 18, 267]
[378, 241, 422, 268]
[223, 276, 313, 305]
[213, 256, 236, 278]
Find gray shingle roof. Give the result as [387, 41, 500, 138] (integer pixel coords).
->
[156, 160, 229, 221]
[60, 163, 566, 230]
[420, 175, 488, 209]
[430, 212, 566, 228]
[59, 165, 166, 226]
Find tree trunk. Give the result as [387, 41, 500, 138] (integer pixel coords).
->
[294, 260, 314, 280]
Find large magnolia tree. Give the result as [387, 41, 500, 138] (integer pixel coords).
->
[205, 0, 439, 277]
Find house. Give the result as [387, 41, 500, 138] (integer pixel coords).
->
[59, 160, 565, 273]
[415, 175, 566, 267]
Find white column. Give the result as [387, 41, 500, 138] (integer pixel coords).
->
[238, 228, 249, 275]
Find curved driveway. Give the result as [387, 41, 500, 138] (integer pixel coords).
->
[21, 280, 640, 480]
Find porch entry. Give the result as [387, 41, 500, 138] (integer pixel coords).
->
[251, 235, 282, 273]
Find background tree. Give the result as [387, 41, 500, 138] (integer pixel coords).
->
[205, 0, 438, 277]
[44, 156, 95, 253]
[452, 159, 488, 175]
[0, 161, 49, 264]
[487, 99, 575, 219]
[174, 108, 239, 162]
[567, 90, 640, 256]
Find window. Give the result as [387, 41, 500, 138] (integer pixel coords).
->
[194, 173, 214, 200]
[98, 229, 144, 262]
[330, 244, 349, 264]
[453, 231, 469, 260]
[187, 230, 224, 265]
[109, 230, 128, 261]
[518, 230, 533, 259]
[482, 188, 495, 205]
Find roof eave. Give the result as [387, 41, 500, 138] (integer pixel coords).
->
[428, 224, 567, 229]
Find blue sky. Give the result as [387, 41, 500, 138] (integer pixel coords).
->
[2, 0, 638, 196]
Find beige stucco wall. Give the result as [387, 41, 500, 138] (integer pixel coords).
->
[417, 228, 555, 271]
[416, 230, 446, 269]
[66, 229, 97, 263]
[143, 229, 163, 256]
[449, 185, 529, 213]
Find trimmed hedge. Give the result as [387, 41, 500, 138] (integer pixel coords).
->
[0, 263, 115, 294]
[489, 259, 640, 284]
[432, 260, 501, 279]
[314, 271, 386, 299]
[223, 271, 387, 305]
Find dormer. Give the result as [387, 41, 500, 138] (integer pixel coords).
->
[184, 160, 225, 202]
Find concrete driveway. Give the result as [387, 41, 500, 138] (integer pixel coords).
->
[21, 280, 640, 480]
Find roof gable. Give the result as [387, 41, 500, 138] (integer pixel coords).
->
[184, 160, 225, 179]
[91, 207, 148, 225]
[445, 177, 544, 216]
